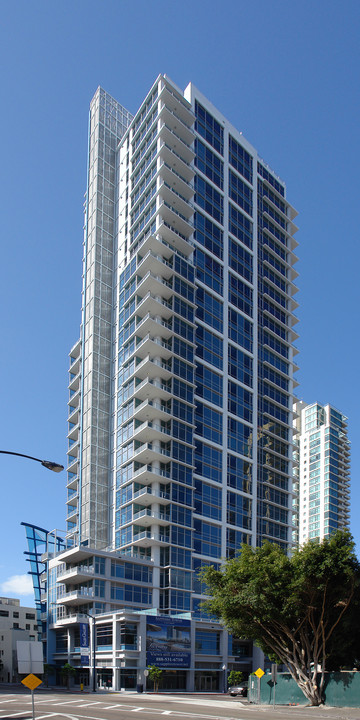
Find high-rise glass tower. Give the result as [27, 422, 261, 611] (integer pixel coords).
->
[67, 74, 298, 618]
[293, 400, 350, 543]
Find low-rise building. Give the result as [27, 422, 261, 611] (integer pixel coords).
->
[0, 597, 37, 682]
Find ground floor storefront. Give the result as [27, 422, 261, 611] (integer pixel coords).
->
[50, 609, 260, 692]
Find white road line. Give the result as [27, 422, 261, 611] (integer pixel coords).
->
[102, 705, 129, 710]
[162, 711, 172, 715]
[54, 699, 88, 705]
[78, 701, 102, 707]
[0, 713, 36, 718]
[0, 699, 17, 703]
[131, 708, 145, 712]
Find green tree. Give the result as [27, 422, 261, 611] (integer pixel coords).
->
[60, 663, 76, 691]
[147, 664, 163, 692]
[227, 670, 244, 688]
[201, 531, 360, 706]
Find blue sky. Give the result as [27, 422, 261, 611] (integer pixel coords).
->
[0, 0, 359, 604]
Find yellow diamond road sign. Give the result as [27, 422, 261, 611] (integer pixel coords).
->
[254, 667, 265, 678]
[21, 674, 42, 690]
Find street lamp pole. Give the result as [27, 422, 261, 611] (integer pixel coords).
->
[0, 450, 64, 472]
[222, 663, 227, 693]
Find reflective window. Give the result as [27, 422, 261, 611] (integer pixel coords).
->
[195, 175, 223, 224]
[195, 101, 224, 154]
[194, 211, 223, 259]
[229, 169, 252, 215]
[195, 138, 223, 189]
[229, 136, 253, 182]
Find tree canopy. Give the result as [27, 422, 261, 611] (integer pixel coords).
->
[201, 531, 360, 705]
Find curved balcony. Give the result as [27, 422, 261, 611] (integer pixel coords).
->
[130, 420, 173, 445]
[158, 123, 195, 165]
[158, 161, 194, 201]
[136, 292, 173, 321]
[132, 487, 171, 506]
[132, 228, 175, 261]
[158, 180, 194, 220]
[158, 104, 194, 146]
[157, 200, 193, 238]
[133, 508, 170, 526]
[126, 356, 172, 385]
[159, 85, 194, 127]
[132, 530, 169, 547]
[136, 271, 173, 301]
[129, 377, 173, 403]
[131, 314, 173, 343]
[157, 218, 193, 257]
[159, 142, 194, 183]
[133, 464, 171, 485]
[132, 399, 173, 424]
[137, 249, 174, 280]
[132, 442, 171, 466]
[125, 334, 173, 363]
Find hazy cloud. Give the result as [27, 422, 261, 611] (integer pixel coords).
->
[0, 574, 33, 596]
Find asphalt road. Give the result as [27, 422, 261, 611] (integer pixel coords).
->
[0, 689, 360, 720]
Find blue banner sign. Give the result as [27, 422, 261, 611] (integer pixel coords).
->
[80, 622, 89, 666]
[146, 616, 191, 668]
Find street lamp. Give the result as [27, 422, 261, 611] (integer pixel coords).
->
[0, 450, 64, 472]
[222, 663, 227, 694]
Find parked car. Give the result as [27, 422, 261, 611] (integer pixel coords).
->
[228, 682, 248, 697]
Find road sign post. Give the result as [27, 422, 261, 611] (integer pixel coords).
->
[21, 674, 42, 720]
[271, 663, 278, 707]
[254, 667, 264, 704]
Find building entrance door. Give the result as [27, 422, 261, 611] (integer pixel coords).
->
[196, 673, 219, 692]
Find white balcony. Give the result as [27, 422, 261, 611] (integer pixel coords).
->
[125, 334, 173, 363]
[132, 442, 171, 466]
[131, 420, 172, 445]
[159, 142, 194, 184]
[158, 161, 194, 201]
[56, 565, 95, 583]
[159, 85, 194, 127]
[158, 180, 193, 220]
[158, 104, 194, 146]
[57, 589, 94, 605]
[136, 249, 174, 280]
[66, 473, 78, 491]
[132, 487, 171, 506]
[132, 530, 169, 547]
[157, 220, 193, 257]
[130, 377, 172, 403]
[126, 356, 172, 385]
[132, 399, 173, 423]
[132, 465, 171, 485]
[133, 508, 170, 526]
[136, 271, 173, 301]
[158, 123, 195, 165]
[130, 314, 173, 343]
[136, 292, 173, 321]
